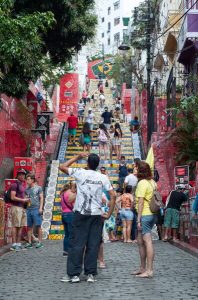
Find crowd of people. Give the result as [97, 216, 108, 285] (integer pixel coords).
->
[5, 77, 189, 286]
[59, 150, 188, 283]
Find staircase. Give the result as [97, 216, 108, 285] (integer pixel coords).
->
[45, 79, 135, 240]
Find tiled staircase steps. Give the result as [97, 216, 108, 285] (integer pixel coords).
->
[47, 79, 135, 240]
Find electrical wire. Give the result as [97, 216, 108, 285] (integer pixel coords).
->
[151, 0, 198, 44]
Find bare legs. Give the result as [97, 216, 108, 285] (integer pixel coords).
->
[115, 145, 121, 159]
[12, 227, 23, 244]
[83, 144, 91, 153]
[135, 231, 154, 277]
[164, 227, 178, 241]
[99, 143, 108, 160]
[110, 144, 116, 160]
[126, 220, 133, 242]
[122, 220, 133, 242]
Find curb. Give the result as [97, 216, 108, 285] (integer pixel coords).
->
[170, 240, 198, 258]
[0, 245, 11, 257]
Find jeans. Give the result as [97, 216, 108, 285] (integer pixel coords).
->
[62, 212, 74, 252]
[67, 211, 102, 276]
[118, 177, 125, 188]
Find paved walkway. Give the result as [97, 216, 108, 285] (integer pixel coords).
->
[0, 241, 197, 300]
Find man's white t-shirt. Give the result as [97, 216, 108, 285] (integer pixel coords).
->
[78, 102, 84, 111]
[86, 113, 94, 124]
[68, 168, 112, 215]
[99, 94, 105, 101]
[124, 174, 138, 188]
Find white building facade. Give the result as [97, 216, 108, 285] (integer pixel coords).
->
[96, 0, 140, 55]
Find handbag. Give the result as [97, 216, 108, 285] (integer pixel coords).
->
[147, 181, 163, 213]
[78, 133, 85, 145]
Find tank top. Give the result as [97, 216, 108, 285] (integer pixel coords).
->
[121, 193, 132, 209]
[61, 191, 74, 213]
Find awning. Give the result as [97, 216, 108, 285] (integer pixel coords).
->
[164, 32, 177, 62]
[178, 38, 198, 65]
[153, 53, 165, 71]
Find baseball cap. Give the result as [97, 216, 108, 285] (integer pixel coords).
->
[177, 184, 185, 189]
[17, 168, 27, 175]
[88, 108, 92, 111]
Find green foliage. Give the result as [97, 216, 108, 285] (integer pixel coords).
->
[168, 96, 198, 166]
[0, 0, 97, 97]
[109, 52, 143, 89]
[131, 0, 160, 50]
[13, 0, 97, 64]
[0, 1, 55, 97]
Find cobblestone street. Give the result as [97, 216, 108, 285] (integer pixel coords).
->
[0, 241, 197, 300]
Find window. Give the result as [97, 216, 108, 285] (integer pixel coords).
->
[107, 22, 111, 32]
[108, 38, 111, 45]
[102, 17, 105, 22]
[108, 7, 111, 15]
[123, 29, 127, 37]
[114, 1, 120, 10]
[102, 32, 104, 38]
[114, 17, 120, 26]
[114, 32, 120, 42]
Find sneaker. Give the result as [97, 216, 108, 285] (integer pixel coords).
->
[10, 245, 17, 251]
[87, 274, 97, 283]
[71, 276, 80, 283]
[10, 245, 21, 251]
[63, 251, 68, 257]
[24, 243, 33, 249]
[35, 242, 43, 249]
[60, 275, 71, 282]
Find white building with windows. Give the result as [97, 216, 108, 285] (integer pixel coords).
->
[95, 0, 141, 55]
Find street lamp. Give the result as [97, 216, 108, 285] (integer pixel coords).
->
[118, 43, 130, 51]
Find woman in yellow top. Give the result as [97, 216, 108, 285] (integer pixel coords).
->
[133, 161, 156, 278]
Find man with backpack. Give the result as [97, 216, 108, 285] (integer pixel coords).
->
[9, 169, 30, 251]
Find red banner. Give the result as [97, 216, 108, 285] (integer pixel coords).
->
[58, 73, 79, 122]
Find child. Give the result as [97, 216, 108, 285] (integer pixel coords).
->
[117, 185, 134, 243]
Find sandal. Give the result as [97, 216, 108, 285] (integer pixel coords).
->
[136, 271, 153, 278]
[131, 269, 145, 275]
[98, 262, 106, 269]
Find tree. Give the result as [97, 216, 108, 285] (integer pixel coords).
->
[130, 0, 160, 50]
[168, 96, 198, 177]
[0, 0, 97, 97]
[13, 0, 97, 64]
[109, 51, 143, 90]
[0, 1, 55, 97]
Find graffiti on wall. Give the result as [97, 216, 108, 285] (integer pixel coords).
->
[88, 58, 114, 79]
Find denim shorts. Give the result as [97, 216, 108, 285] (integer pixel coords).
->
[120, 209, 133, 221]
[27, 208, 42, 227]
[141, 215, 156, 235]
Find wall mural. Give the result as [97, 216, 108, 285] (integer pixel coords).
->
[88, 58, 114, 79]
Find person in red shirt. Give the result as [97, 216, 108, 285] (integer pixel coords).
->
[67, 112, 78, 146]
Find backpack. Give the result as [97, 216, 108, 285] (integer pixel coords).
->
[78, 133, 85, 146]
[4, 181, 20, 203]
[98, 129, 108, 143]
[147, 181, 163, 213]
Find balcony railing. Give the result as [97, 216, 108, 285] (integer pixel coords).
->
[186, 0, 198, 10]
